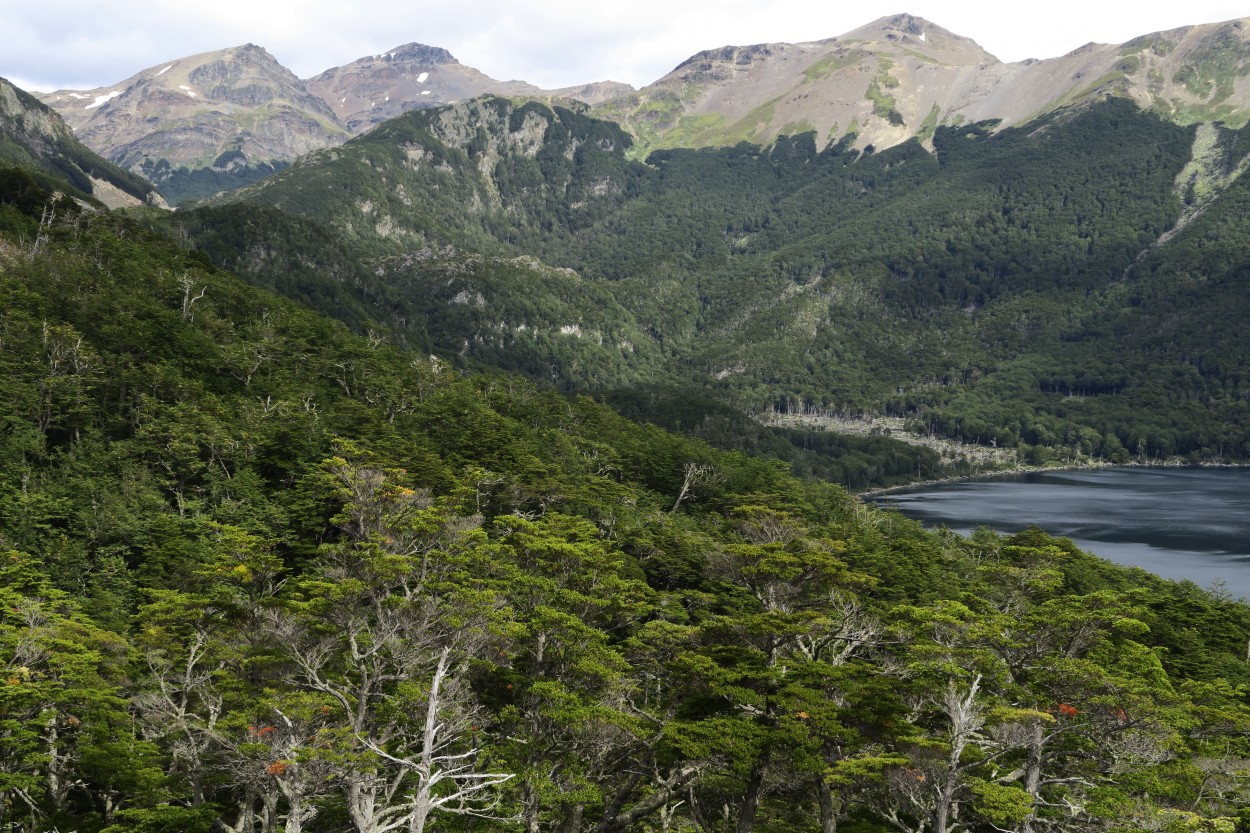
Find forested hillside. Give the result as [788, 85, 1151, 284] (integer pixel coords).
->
[176, 96, 1250, 467]
[5, 162, 1250, 833]
[0, 78, 160, 209]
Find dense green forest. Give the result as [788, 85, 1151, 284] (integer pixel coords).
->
[168, 97, 1250, 466]
[5, 155, 1250, 833]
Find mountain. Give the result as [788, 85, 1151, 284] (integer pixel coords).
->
[304, 43, 543, 133]
[211, 97, 639, 255]
[35, 44, 349, 204]
[0, 77, 163, 208]
[5, 143, 1250, 833]
[594, 13, 1250, 155]
[35, 42, 634, 204]
[304, 42, 634, 135]
[180, 92, 1250, 469]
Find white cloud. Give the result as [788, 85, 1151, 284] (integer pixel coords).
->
[1, 0, 1244, 93]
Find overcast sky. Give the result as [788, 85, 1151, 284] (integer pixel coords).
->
[4, 0, 1246, 93]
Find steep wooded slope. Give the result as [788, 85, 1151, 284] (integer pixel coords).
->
[4, 149, 1250, 833]
[180, 94, 1250, 464]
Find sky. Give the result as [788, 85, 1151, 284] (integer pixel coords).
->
[3, 0, 1246, 93]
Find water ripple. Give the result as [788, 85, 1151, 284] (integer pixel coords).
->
[875, 468, 1250, 599]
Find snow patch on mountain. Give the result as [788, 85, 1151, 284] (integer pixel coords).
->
[85, 90, 121, 109]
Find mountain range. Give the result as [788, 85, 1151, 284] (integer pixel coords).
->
[5, 11, 1250, 473]
[30, 13, 1250, 204]
[34, 41, 635, 203]
[596, 14, 1250, 155]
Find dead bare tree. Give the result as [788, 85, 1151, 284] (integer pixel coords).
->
[276, 455, 508, 833]
[670, 462, 720, 514]
[360, 646, 513, 833]
[178, 272, 207, 321]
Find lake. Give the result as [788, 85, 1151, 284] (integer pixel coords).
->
[875, 467, 1250, 599]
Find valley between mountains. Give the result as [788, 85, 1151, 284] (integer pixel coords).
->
[3, 9, 1250, 833]
[27, 14, 1250, 482]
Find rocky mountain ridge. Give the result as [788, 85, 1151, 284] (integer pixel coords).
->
[27, 13, 1250, 203]
[595, 13, 1250, 155]
[305, 43, 632, 135]
[34, 43, 634, 204]
[36, 44, 348, 204]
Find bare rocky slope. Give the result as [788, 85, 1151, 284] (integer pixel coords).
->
[594, 13, 1250, 155]
[305, 42, 633, 135]
[35, 45, 348, 204]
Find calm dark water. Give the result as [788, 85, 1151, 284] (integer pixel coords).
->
[876, 468, 1250, 598]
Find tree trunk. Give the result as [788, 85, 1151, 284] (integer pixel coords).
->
[259, 789, 280, 833]
[934, 779, 956, 833]
[597, 771, 642, 833]
[736, 755, 769, 833]
[347, 780, 381, 833]
[285, 798, 304, 833]
[1020, 722, 1045, 833]
[817, 778, 839, 833]
[556, 802, 584, 833]
[523, 781, 542, 833]
[278, 779, 320, 833]
[46, 715, 70, 812]
[221, 788, 258, 833]
[597, 765, 699, 833]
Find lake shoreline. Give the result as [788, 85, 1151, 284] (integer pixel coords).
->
[863, 466, 1250, 597]
[857, 459, 1250, 499]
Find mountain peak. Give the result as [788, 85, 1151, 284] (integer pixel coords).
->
[34, 44, 346, 204]
[867, 12, 931, 35]
[231, 43, 271, 58]
[843, 13, 1000, 64]
[185, 43, 306, 89]
[381, 43, 459, 65]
